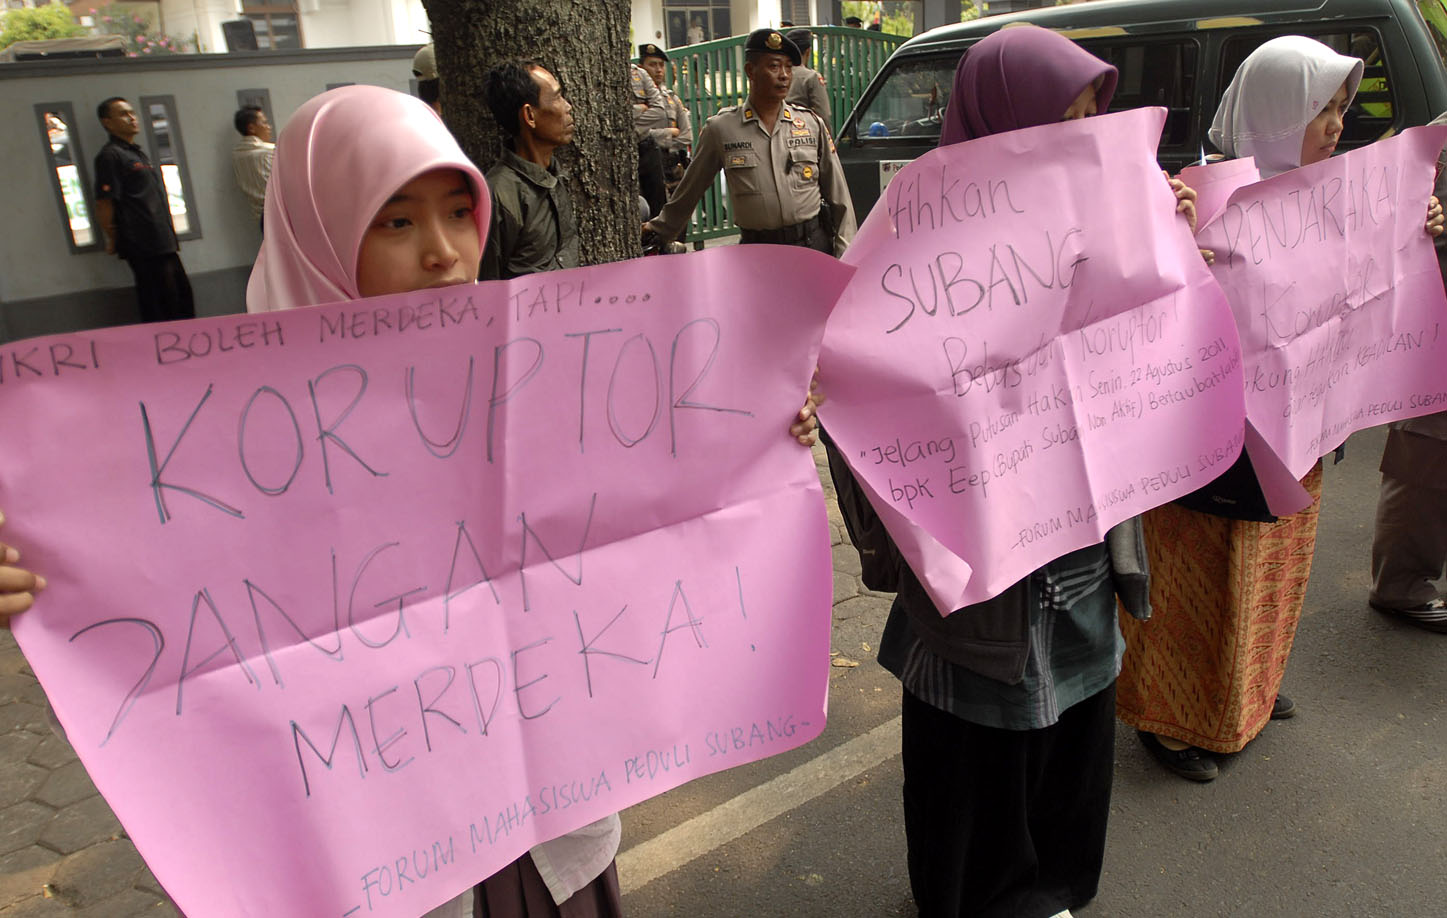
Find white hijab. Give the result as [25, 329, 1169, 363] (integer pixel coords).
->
[1209, 35, 1364, 178]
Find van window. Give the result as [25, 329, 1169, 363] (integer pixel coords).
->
[853, 54, 957, 140]
[1083, 40, 1198, 149]
[1218, 30, 1394, 148]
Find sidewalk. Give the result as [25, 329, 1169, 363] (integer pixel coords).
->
[0, 630, 171, 917]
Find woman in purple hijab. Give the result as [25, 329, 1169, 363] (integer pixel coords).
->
[938, 24, 1118, 146]
[876, 26, 1191, 918]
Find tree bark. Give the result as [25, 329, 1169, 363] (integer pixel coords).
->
[422, 0, 639, 266]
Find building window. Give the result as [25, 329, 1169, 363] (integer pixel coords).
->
[34, 102, 101, 252]
[665, 0, 731, 47]
[242, 0, 303, 50]
[138, 95, 202, 240]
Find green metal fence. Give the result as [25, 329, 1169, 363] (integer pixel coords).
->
[641, 26, 905, 242]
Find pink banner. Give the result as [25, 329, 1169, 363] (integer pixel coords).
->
[0, 246, 849, 917]
[1195, 125, 1447, 484]
[819, 108, 1247, 613]
[1178, 157, 1261, 227]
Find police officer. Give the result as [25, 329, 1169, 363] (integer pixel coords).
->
[638, 43, 693, 187]
[644, 29, 855, 256]
[785, 28, 831, 127]
[412, 42, 441, 114]
[630, 56, 670, 217]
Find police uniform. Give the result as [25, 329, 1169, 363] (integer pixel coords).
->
[638, 44, 693, 155]
[630, 62, 669, 138]
[630, 59, 670, 217]
[785, 29, 832, 126]
[650, 29, 856, 256]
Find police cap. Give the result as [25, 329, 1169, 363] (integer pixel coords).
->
[412, 42, 437, 81]
[639, 43, 668, 62]
[744, 28, 801, 66]
[785, 28, 813, 55]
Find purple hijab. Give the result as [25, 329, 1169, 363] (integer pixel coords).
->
[939, 26, 1119, 146]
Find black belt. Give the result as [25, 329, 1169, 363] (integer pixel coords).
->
[738, 214, 825, 246]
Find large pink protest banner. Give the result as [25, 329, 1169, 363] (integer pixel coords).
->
[1195, 126, 1447, 487]
[819, 108, 1247, 613]
[0, 246, 849, 917]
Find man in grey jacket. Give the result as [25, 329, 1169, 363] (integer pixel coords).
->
[479, 60, 580, 279]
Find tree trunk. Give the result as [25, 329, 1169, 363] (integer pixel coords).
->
[422, 0, 639, 266]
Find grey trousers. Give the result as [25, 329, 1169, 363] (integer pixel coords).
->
[1370, 430, 1447, 608]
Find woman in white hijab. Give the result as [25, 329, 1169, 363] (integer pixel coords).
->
[1208, 34, 1364, 178]
[1118, 35, 1442, 783]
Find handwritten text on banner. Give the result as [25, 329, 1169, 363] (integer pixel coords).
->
[819, 107, 1247, 613]
[0, 247, 849, 918]
[1195, 125, 1447, 484]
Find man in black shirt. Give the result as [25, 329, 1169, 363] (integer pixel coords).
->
[93, 97, 195, 323]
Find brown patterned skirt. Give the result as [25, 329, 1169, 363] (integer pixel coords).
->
[1116, 462, 1324, 753]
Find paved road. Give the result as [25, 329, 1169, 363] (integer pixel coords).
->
[2, 429, 1443, 916]
[619, 428, 1447, 918]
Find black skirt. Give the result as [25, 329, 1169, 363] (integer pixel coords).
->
[900, 682, 1116, 918]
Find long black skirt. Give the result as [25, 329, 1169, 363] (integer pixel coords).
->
[901, 682, 1116, 918]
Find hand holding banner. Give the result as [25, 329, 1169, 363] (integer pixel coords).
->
[819, 108, 1248, 613]
[0, 246, 849, 917]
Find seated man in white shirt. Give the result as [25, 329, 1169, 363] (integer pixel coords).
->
[232, 106, 274, 230]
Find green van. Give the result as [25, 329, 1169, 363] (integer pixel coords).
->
[839, 0, 1447, 217]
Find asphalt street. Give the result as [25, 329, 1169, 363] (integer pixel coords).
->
[618, 427, 1447, 918]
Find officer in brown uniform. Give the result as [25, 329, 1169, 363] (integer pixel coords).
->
[644, 28, 856, 257]
[785, 28, 831, 127]
[631, 57, 671, 218]
[639, 43, 693, 187]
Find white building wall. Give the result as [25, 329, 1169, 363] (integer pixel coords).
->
[633, 0, 664, 46]
[632, 0, 784, 48]
[159, 0, 233, 54]
[0, 49, 415, 304]
[302, 0, 385, 47]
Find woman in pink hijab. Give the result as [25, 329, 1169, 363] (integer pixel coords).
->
[247, 84, 490, 312]
[245, 85, 624, 918]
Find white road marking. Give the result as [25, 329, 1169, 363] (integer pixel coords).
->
[617, 715, 902, 893]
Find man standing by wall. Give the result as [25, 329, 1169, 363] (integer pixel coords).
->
[93, 97, 194, 323]
[644, 29, 855, 257]
[232, 106, 274, 229]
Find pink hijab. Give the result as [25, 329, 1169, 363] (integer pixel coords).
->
[246, 85, 490, 312]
